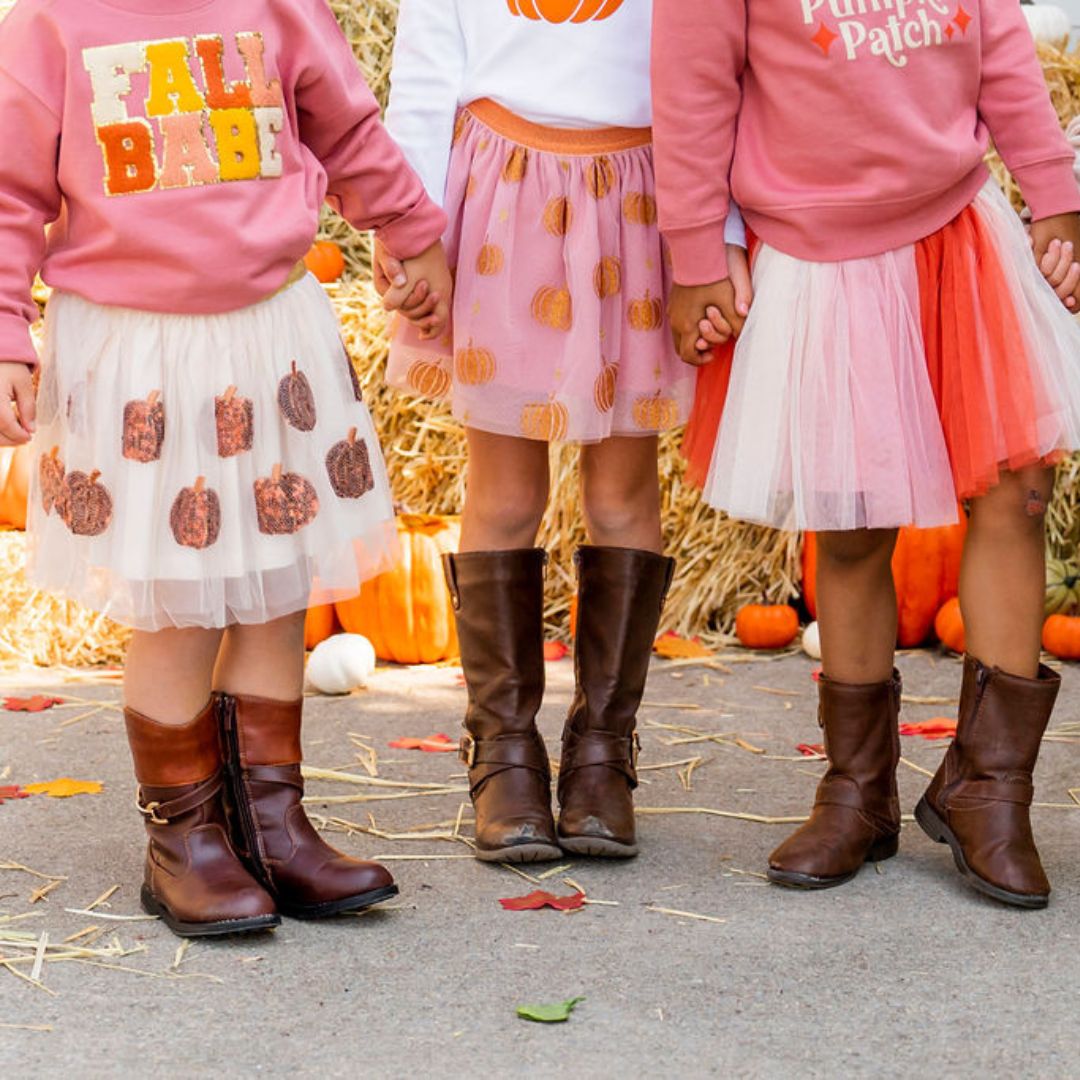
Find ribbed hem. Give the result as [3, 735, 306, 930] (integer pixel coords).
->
[376, 198, 449, 262]
[664, 220, 731, 285]
[0, 316, 38, 368]
[1013, 157, 1080, 221]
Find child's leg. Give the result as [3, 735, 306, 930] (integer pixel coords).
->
[557, 436, 672, 857]
[917, 466, 1059, 909]
[212, 611, 397, 916]
[768, 527, 902, 889]
[124, 627, 225, 722]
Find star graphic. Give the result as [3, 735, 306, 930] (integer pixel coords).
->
[811, 21, 839, 56]
[954, 5, 971, 33]
[945, 22, 955, 38]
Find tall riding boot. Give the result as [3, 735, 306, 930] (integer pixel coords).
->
[557, 546, 675, 858]
[125, 701, 280, 937]
[768, 672, 902, 888]
[218, 693, 398, 918]
[443, 549, 561, 863]
[915, 656, 1059, 909]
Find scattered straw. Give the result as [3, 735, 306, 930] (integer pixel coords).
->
[645, 906, 726, 925]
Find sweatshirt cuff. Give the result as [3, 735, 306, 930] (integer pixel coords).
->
[0, 316, 38, 368]
[664, 221, 731, 286]
[375, 196, 448, 261]
[1013, 157, 1080, 221]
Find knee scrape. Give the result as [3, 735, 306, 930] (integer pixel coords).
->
[1024, 489, 1048, 517]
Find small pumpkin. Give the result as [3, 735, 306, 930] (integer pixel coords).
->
[38, 446, 65, 516]
[543, 196, 574, 237]
[632, 393, 680, 431]
[506, 0, 625, 23]
[121, 390, 165, 463]
[326, 427, 375, 499]
[735, 604, 800, 650]
[628, 290, 665, 332]
[336, 514, 461, 665]
[531, 285, 573, 332]
[521, 400, 570, 441]
[1042, 613, 1080, 660]
[407, 359, 452, 399]
[254, 464, 320, 535]
[303, 240, 345, 283]
[306, 632, 377, 693]
[594, 360, 619, 414]
[934, 597, 966, 654]
[801, 620, 822, 660]
[169, 476, 222, 550]
[215, 386, 254, 458]
[476, 240, 505, 276]
[593, 256, 622, 300]
[1045, 557, 1080, 616]
[304, 603, 339, 651]
[502, 146, 529, 183]
[62, 469, 113, 537]
[1020, 0, 1071, 47]
[0, 445, 30, 529]
[623, 191, 658, 226]
[278, 361, 317, 432]
[586, 156, 616, 199]
[454, 340, 497, 386]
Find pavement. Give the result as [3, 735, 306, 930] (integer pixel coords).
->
[0, 648, 1078, 1078]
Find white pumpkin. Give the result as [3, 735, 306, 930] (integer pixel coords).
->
[306, 633, 377, 694]
[1021, 1, 1071, 47]
[801, 621, 822, 661]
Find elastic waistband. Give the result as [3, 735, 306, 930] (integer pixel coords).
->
[465, 98, 651, 155]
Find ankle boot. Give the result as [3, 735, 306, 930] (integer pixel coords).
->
[557, 546, 675, 858]
[125, 702, 279, 937]
[768, 672, 902, 888]
[443, 549, 561, 863]
[915, 656, 1059, 909]
[218, 693, 398, 918]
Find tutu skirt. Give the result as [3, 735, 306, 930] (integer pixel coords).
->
[386, 99, 694, 443]
[27, 274, 397, 630]
[695, 182, 1080, 531]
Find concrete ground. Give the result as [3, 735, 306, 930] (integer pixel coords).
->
[0, 649, 1077, 1078]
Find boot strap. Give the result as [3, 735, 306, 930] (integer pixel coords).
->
[816, 775, 897, 828]
[243, 763, 304, 790]
[947, 778, 1034, 807]
[137, 769, 224, 825]
[461, 732, 550, 774]
[560, 731, 640, 785]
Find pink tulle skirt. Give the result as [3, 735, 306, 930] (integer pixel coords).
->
[692, 182, 1080, 531]
[386, 99, 694, 443]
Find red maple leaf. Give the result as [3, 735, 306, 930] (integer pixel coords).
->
[899, 718, 957, 741]
[499, 890, 587, 912]
[797, 743, 826, 758]
[543, 641, 569, 662]
[4, 695, 65, 712]
[388, 733, 457, 752]
[0, 785, 29, 803]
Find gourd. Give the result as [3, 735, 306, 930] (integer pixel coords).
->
[1021, 1, 1071, 48]
[934, 597, 966, 654]
[1042, 613, 1080, 660]
[1045, 557, 1080, 616]
[735, 604, 799, 650]
[802, 620, 822, 660]
[306, 633, 377, 694]
[506, 0, 625, 23]
[303, 240, 345, 283]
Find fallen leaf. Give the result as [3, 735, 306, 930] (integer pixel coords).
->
[898, 718, 957, 741]
[388, 733, 457, 753]
[23, 778, 104, 798]
[796, 743, 825, 758]
[653, 633, 713, 660]
[811, 668, 822, 682]
[543, 641, 569, 662]
[4, 695, 65, 713]
[516, 997, 585, 1024]
[0, 785, 29, 803]
[499, 890, 586, 912]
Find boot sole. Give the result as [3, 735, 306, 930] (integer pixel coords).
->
[914, 797, 1049, 910]
[140, 885, 281, 938]
[558, 835, 638, 859]
[474, 842, 563, 864]
[766, 834, 899, 891]
[278, 884, 400, 920]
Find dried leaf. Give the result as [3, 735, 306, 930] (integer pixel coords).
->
[4, 695, 65, 713]
[499, 890, 586, 912]
[796, 743, 825, 758]
[898, 718, 957, 741]
[516, 997, 585, 1024]
[387, 733, 457, 753]
[23, 778, 104, 798]
[653, 633, 713, 660]
[543, 641, 569, 662]
[0, 785, 29, 803]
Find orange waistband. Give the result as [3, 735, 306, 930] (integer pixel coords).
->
[465, 98, 652, 155]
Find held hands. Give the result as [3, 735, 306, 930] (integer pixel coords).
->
[0, 361, 35, 446]
[668, 244, 753, 367]
[1030, 212, 1080, 311]
[374, 238, 453, 341]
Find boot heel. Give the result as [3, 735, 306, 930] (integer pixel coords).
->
[914, 796, 948, 844]
[867, 833, 899, 863]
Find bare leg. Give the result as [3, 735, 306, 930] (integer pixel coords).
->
[816, 528, 899, 683]
[214, 611, 307, 700]
[460, 428, 550, 552]
[124, 627, 225, 723]
[960, 466, 1053, 678]
[579, 435, 663, 554]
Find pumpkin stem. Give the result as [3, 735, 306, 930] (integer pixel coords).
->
[347, 427, 357, 444]
[49, 446, 59, 460]
[147, 390, 160, 406]
[194, 476, 206, 495]
[271, 463, 283, 482]
[290, 361, 299, 376]
[88, 470, 101, 483]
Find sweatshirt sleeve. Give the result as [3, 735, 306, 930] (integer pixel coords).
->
[0, 70, 60, 367]
[294, 0, 447, 259]
[385, 0, 466, 206]
[978, 0, 1080, 221]
[652, 0, 746, 285]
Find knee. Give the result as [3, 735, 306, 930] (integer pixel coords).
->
[973, 469, 1053, 537]
[582, 470, 659, 538]
[817, 528, 897, 568]
[467, 474, 548, 543]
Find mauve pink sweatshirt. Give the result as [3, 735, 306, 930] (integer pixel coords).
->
[0, 0, 447, 366]
[652, 0, 1080, 285]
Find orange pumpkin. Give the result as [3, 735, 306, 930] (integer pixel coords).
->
[623, 191, 658, 226]
[735, 604, 800, 650]
[454, 341, 497, 385]
[507, 0, 624, 22]
[593, 256, 622, 300]
[632, 393, 679, 431]
[476, 240, 505, 276]
[521, 400, 570, 441]
[407, 359, 452, 399]
[304, 603, 339, 651]
[934, 597, 966, 654]
[543, 196, 574, 237]
[586, 156, 616, 199]
[802, 511, 967, 648]
[336, 514, 461, 664]
[1042, 614, 1080, 660]
[594, 360, 618, 414]
[0, 445, 30, 529]
[303, 240, 345, 283]
[502, 146, 529, 183]
[627, 290, 665, 332]
[531, 285, 573, 332]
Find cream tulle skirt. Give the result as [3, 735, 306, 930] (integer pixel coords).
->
[27, 274, 396, 630]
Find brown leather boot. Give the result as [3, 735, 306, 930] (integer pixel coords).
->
[125, 702, 279, 938]
[915, 656, 1059, 909]
[557, 546, 675, 858]
[443, 549, 561, 863]
[217, 693, 398, 918]
[768, 672, 902, 888]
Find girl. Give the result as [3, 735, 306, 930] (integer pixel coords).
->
[653, 0, 1080, 909]
[0, 0, 451, 937]
[380, 0, 748, 863]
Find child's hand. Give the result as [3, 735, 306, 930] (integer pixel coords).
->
[1030, 213, 1080, 311]
[373, 237, 429, 315]
[0, 361, 35, 445]
[669, 267, 748, 367]
[375, 239, 453, 340]
[693, 244, 753, 354]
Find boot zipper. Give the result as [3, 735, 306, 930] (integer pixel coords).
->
[220, 694, 270, 887]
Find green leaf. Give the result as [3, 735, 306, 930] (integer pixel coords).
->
[516, 997, 585, 1024]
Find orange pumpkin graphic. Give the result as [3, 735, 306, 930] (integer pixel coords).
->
[593, 256, 622, 300]
[254, 464, 319, 536]
[587, 157, 617, 200]
[521, 400, 570, 441]
[628, 290, 665, 332]
[594, 361, 619, 414]
[39, 446, 65, 516]
[215, 386, 254, 458]
[455, 341, 497, 386]
[121, 390, 165, 464]
[326, 428, 375, 499]
[61, 470, 113, 537]
[170, 476, 222, 550]
[506, 0, 625, 23]
[531, 285, 574, 332]
[632, 393, 680, 432]
[543, 196, 574, 237]
[407, 360, 452, 399]
[623, 191, 658, 226]
[502, 147, 529, 183]
[476, 241, 505, 276]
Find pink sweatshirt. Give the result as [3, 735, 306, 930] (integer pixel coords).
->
[0, 0, 447, 366]
[652, 0, 1080, 285]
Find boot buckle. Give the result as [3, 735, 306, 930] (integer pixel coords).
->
[460, 734, 477, 767]
[135, 788, 168, 825]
